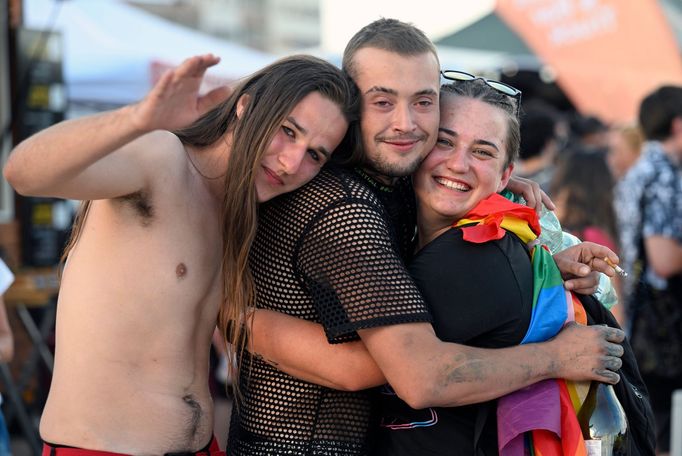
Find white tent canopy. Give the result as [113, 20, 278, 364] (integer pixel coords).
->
[23, 0, 277, 107]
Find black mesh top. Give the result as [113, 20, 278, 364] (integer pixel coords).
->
[227, 165, 431, 455]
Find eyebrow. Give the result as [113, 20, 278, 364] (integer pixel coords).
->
[365, 87, 438, 97]
[287, 116, 332, 161]
[438, 128, 500, 152]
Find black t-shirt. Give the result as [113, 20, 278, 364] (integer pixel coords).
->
[227, 165, 431, 456]
[375, 227, 533, 456]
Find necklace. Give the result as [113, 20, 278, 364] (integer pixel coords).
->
[354, 167, 394, 192]
[185, 147, 226, 180]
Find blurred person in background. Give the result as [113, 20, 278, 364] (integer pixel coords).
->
[0, 258, 14, 456]
[515, 101, 562, 193]
[550, 148, 623, 324]
[615, 85, 682, 455]
[607, 123, 644, 181]
[568, 114, 610, 149]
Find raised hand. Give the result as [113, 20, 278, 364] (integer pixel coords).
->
[130, 54, 232, 133]
[505, 175, 556, 212]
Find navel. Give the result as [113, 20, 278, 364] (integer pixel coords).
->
[176, 263, 187, 278]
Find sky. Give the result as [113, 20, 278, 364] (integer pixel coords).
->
[320, 0, 496, 53]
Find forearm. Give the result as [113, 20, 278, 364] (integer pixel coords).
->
[645, 236, 682, 278]
[359, 324, 553, 408]
[422, 342, 556, 407]
[4, 105, 146, 197]
[359, 322, 623, 410]
[249, 309, 385, 391]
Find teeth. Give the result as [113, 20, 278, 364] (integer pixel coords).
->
[435, 177, 470, 191]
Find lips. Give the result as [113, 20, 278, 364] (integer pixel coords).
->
[434, 176, 470, 192]
[262, 166, 284, 186]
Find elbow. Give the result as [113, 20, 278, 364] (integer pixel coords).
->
[335, 372, 385, 392]
[390, 377, 442, 410]
[332, 378, 367, 392]
[650, 263, 681, 279]
[395, 387, 433, 410]
[3, 158, 34, 196]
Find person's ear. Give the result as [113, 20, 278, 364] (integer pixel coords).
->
[497, 162, 514, 192]
[236, 94, 251, 119]
[671, 116, 682, 137]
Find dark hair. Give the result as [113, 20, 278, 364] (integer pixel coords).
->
[638, 85, 682, 141]
[550, 147, 618, 243]
[342, 18, 439, 81]
[441, 79, 520, 168]
[569, 114, 607, 138]
[519, 102, 558, 160]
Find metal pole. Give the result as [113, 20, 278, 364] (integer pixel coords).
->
[671, 389, 682, 456]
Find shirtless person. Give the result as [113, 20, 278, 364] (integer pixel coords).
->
[3, 54, 357, 455]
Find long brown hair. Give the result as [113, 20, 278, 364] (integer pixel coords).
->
[61, 57, 360, 382]
[177, 55, 360, 392]
[550, 147, 618, 243]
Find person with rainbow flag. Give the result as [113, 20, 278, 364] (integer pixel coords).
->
[369, 76, 611, 455]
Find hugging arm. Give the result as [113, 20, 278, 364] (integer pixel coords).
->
[251, 201, 625, 408]
[3, 54, 230, 200]
[249, 309, 385, 391]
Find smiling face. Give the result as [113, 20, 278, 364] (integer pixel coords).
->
[351, 47, 440, 179]
[414, 94, 514, 238]
[254, 91, 348, 202]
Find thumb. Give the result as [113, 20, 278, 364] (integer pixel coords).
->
[197, 86, 232, 115]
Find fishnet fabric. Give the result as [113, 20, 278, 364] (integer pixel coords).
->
[227, 166, 430, 455]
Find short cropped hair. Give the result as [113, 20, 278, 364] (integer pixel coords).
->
[638, 85, 682, 141]
[342, 18, 438, 80]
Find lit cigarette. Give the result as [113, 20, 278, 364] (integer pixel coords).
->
[604, 257, 628, 278]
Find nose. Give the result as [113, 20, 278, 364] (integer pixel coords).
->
[278, 143, 306, 175]
[445, 147, 470, 172]
[392, 103, 416, 133]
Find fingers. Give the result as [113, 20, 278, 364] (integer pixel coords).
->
[505, 176, 542, 212]
[526, 180, 542, 213]
[580, 242, 620, 269]
[197, 86, 232, 114]
[594, 366, 621, 384]
[554, 323, 625, 383]
[541, 189, 556, 211]
[177, 54, 221, 78]
[564, 271, 599, 294]
[553, 249, 591, 278]
[592, 326, 624, 383]
[601, 325, 625, 343]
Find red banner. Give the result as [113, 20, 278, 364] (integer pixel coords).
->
[496, 0, 682, 123]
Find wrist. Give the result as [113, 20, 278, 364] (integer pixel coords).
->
[122, 103, 154, 135]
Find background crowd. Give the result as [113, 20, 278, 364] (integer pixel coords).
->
[512, 87, 682, 454]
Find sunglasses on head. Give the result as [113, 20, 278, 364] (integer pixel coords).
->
[440, 70, 522, 117]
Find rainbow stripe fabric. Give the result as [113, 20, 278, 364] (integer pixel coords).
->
[454, 193, 588, 456]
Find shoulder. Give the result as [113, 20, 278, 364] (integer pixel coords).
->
[110, 130, 188, 182]
[268, 166, 386, 223]
[411, 229, 532, 344]
[412, 229, 529, 282]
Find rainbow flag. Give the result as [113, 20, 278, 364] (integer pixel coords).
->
[455, 194, 587, 456]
